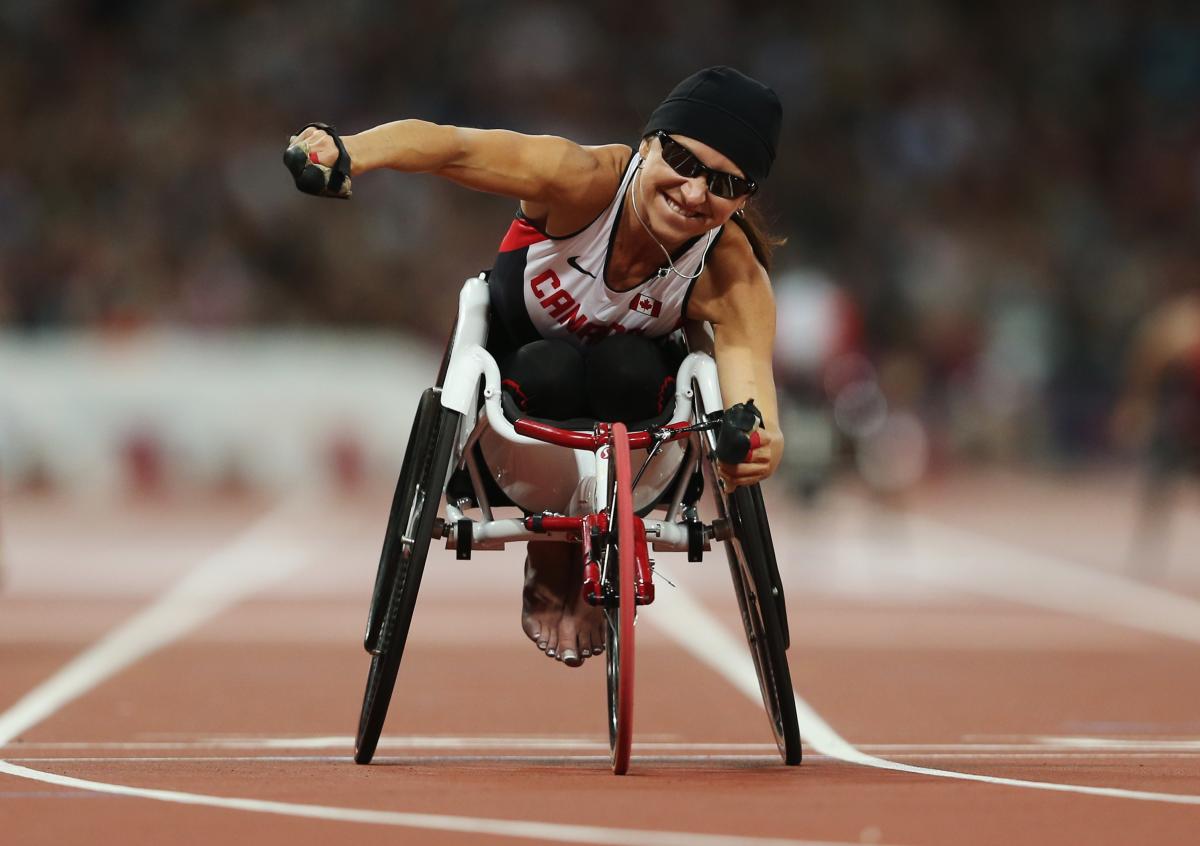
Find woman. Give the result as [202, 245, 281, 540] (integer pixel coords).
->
[289, 66, 785, 667]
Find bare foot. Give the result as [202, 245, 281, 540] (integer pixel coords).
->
[521, 540, 605, 667]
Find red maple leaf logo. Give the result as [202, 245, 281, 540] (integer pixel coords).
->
[629, 294, 662, 317]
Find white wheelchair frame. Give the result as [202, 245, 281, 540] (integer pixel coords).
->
[433, 272, 729, 557]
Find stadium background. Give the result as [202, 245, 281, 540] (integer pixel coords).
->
[1, 0, 1198, 499]
[3, 1, 1199, 495]
[2, 5, 1200, 844]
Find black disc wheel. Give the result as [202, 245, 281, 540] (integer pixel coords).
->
[354, 387, 460, 765]
[701, 441, 802, 765]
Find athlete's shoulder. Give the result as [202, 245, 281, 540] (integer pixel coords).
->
[708, 220, 768, 283]
[582, 143, 633, 176]
[523, 143, 633, 233]
[563, 143, 633, 195]
[688, 221, 773, 324]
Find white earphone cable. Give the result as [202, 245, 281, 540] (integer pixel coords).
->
[628, 161, 716, 281]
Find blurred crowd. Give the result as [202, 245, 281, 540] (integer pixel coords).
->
[2, 0, 1199, 480]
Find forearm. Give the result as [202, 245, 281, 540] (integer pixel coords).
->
[344, 119, 461, 176]
[716, 350, 781, 431]
[714, 337, 784, 470]
[693, 231, 786, 484]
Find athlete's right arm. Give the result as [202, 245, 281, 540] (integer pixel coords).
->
[294, 120, 621, 209]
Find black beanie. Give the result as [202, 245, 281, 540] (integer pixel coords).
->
[642, 66, 782, 184]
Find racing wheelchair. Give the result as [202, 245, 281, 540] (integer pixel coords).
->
[354, 273, 801, 774]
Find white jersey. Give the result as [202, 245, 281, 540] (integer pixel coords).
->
[488, 153, 722, 354]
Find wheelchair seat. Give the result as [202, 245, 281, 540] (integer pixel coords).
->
[498, 392, 675, 433]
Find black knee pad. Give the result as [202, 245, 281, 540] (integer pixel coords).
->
[501, 339, 587, 420]
[586, 334, 674, 423]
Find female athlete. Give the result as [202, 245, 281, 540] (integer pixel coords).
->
[288, 66, 784, 668]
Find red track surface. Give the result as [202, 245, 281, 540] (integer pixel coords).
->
[2, 470, 1200, 845]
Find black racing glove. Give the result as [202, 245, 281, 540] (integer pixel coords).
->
[715, 399, 764, 464]
[283, 122, 352, 199]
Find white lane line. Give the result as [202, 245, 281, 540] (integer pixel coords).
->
[8, 736, 1200, 754]
[10, 753, 1200, 765]
[1, 755, 783, 765]
[0, 494, 318, 745]
[841, 498, 1200, 644]
[866, 742, 1200, 752]
[1041, 737, 1200, 750]
[0, 760, 895, 846]
[4, 756, 358, 763]
[0, 737, 779, 752]
[650, 584, 1200, 806]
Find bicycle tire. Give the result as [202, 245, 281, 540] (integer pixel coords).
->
[605, 422, 637, 775]
[355, 390, 459, 765]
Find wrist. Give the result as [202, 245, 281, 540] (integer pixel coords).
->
[344, 134, 370, 176]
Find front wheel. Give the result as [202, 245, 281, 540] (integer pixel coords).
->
[605, 422, 637, 775]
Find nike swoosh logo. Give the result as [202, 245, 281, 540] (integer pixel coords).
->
[567, 256, 596, 278]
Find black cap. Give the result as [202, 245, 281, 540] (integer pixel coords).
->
[642, 66, 782, 184]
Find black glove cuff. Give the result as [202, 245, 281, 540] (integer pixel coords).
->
[299, 122, 351, 193]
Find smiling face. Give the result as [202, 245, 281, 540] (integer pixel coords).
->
[634, 133, 748, 244]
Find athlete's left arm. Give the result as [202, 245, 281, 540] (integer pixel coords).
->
[687, 225, 783, 488]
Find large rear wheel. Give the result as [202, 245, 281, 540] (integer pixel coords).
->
[605, 422, 637, 775]
[355, 388, 460, 765]
[363, 389, 442, 653]
[701, 432, 802, 765]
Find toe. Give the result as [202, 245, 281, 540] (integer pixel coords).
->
[525, 618, 548, 651]
[522, 600, 550, 653]
[595, 622, 608, 655]
[555, 618, 583, 666]
[523, 617, 541, 645]
[545, 628, 559, 659]
[587, 621, 605, 656]
[577, 627, 595, 658]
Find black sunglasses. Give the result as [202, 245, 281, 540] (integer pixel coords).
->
[655, 131, 757, 200]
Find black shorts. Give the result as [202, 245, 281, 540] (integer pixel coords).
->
[498, 333, 684, 424]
